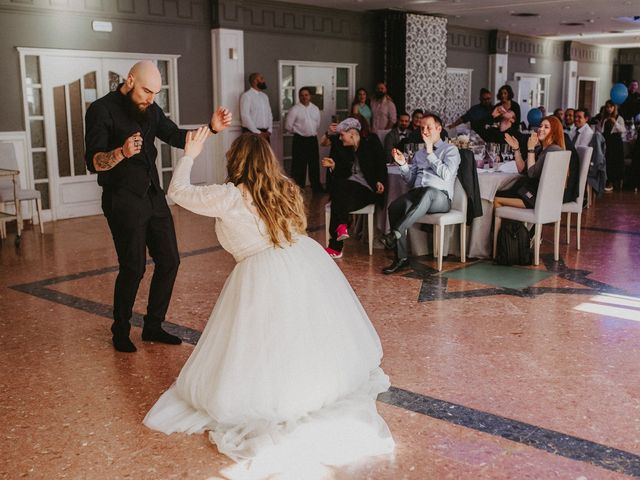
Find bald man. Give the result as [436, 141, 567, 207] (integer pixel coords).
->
[85, 61, 231, 352]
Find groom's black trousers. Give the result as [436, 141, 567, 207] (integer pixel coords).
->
[101, 186, 180, 337]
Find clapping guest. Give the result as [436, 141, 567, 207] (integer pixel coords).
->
[351, 87, 372, 126]
[492, 85, 521, 127]
[495, 116, 566, 210]
[322, 117, 387, 259]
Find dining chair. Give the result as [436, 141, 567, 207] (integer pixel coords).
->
[0, 142, 44, 236]
[492, 150, 571, 265]
[325, 203, 375, 255]
[562, 146, 593, 250]
[414, 177, 467, 271]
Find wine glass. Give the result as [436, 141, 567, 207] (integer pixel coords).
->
[404, 143, 416, 164]
[486, 143, 498, 169]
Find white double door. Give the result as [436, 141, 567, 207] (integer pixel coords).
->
[40, 56, 151, 219]
[294, 66, 335, 185]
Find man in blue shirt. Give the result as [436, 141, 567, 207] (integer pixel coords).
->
[447, 88, 493, 134]
[381, 114, 461, 274]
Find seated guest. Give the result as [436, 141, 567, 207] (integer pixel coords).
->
[620, 80, 640, 121]
[322, 117, 387, 259]
[492, 85, 521, 127]
[553, 108, 564, 123]
[351, 87, 372, 126]
[380, 114, 461, 274]
[410, 109, 424, 131]
[597, 100, 626, 192]
[494, 116, 566, 210]
[447, 88, 494, 134]
[564, 108, 575, 134]
[399, 113, 449, 151]
[384, 112, 411, 162]
[571, 108, 594, 148]
[538, 106, 546, 117]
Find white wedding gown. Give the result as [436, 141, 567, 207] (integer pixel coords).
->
[144, 156, 394, 477]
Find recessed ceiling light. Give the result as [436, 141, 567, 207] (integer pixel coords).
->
[511, 12, 540, 18]
[562, 22, 585, 26]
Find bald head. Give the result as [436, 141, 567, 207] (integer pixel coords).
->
[122, 61, 162, 113]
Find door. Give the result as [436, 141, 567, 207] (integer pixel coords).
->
[294, 66, 336, 185]
[40, 56, 105, 219]
[577, 78, 598, 114]
[40, 56, 175, 219]
[514, 74, 550, 127]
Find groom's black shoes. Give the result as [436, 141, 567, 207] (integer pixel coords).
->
[113, 335, 137, 353]
[382, 257, 410, 275]
[142, 326, 182, 345]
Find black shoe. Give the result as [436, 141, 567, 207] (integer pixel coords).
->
[113, 335, 137, 352]
[142, 327, 182, 345]
[380, 232, 398, 250]
[382, 257, 410, 275]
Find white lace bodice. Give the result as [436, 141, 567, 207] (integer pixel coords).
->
[168, 156, 281, 262]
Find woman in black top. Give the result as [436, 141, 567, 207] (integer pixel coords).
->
[492, 85, 521, 129]
[320, 115, 387, 258]
[495, 116, 566, 209]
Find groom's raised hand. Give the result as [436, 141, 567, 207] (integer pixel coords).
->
[209, 107, 233, 133]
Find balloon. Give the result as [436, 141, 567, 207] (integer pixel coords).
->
[610, 83, 628, 105]
[527, 108, 543, 128]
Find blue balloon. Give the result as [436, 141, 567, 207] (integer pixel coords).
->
[527, 108, 543, 127]
[610, 83, 628, 105]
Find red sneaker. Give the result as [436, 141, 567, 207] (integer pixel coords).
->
[325, 247, 343, 259]
[336, 224, 349, 242]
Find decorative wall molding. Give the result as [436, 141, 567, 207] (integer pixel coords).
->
[447, 25, 487, 53]
[618, 48, 640, 65]
[0, 0, 210, 27]
[489, 29, 508, 55]
[563, 41, 614, 64]
[509, 34, 563, 60]
[405, 14, 448, 115]
[214, 0, 373, 40]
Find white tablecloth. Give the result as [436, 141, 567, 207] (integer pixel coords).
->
[379, 165, 522, 259]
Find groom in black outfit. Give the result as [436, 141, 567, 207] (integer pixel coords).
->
[85, 61, 227, 352]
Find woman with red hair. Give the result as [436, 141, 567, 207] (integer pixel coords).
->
[496, 115, 566, 209]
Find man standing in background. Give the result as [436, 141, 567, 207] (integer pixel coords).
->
[240, 72, 273, 142]
[371, 82, 397, 132]
[285, 87, 322, 192]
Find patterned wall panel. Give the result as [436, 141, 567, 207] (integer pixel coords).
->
[442, 68, 471, 126]
[405, 14, 447, 116]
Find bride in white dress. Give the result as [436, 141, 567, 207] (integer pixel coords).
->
[144, 112, 394, 478]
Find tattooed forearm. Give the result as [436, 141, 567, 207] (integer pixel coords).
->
[93, 148, 123, 172]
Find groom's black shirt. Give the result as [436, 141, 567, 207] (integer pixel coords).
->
[85, 85, 188, 197]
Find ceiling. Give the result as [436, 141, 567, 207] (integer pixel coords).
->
[277, 0, 640, 48]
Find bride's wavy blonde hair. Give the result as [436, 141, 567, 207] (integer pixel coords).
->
[226, 133, 307, 246]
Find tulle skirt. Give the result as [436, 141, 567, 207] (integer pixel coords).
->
[144, 236, 394, 477]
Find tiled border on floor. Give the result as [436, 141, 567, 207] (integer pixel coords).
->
[8, 236, 640, 478]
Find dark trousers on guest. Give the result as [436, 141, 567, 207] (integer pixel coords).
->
[388, 186, 450, 259]
[291, 134, 321, 191]
[102, 187, 180, 338]
[329, 178, 378, 251]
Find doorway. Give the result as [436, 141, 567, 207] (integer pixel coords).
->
[513, 73, 550, 127]
[577, 77, 599, 115]
[18, 49, 179, 221]
[279, 61, 356, 186]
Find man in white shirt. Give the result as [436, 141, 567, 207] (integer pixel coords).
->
[284, 87, 322, 192]
[571, 108, 594, 148]
[240, 72, 273, 142]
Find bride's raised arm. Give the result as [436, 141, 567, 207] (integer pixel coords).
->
[168, 113, 237, 218]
